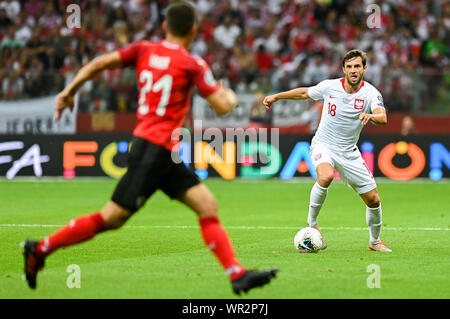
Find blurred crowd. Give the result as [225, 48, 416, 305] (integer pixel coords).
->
[0, 0, 449, 113]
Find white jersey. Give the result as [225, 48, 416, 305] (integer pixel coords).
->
[307, 78, 385, 151]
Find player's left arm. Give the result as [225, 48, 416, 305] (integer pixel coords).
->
[54, 51, 123, 121]
[206, 81, 239, 115]
[192, 57, 238, 115]
[359, 107, 387, 126]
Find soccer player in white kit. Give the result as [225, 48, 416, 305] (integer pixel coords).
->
[263, 49, 392, 252]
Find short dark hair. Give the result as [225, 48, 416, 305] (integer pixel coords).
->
[165, 1, 197, 37]
[342, 49, 367, 67]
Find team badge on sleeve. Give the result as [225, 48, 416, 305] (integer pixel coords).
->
[377, 95, 384, 107]
[204, 70, 217, 86]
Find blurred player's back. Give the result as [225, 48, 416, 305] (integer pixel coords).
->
[118, 40, 218, 150]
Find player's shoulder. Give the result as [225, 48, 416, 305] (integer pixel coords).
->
[322, 78, 341, 86]
[130, 40, 158, 49]
[191, 55, 210, 69]
[313, 78, 342, 89]
[158, 41, 207, 66]
[363, 80, 382, 97]
[176, 53, 211, 74]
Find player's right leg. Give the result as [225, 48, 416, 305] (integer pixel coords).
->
[307, 160, 334, 228]
[297, 163, 333, 252]
[300, 144, 335, 252]
[23, 137, 159, 289]
[23, 201, 131, 289]
[178, 184, 278, 295]
[308, 144, 335, 227]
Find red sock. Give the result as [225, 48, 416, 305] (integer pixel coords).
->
[37, 213, 105, 258]
[199, 216, 246, 280]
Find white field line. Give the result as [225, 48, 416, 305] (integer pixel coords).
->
[1, 176, 449, 184]
[0, 224, 448, 231]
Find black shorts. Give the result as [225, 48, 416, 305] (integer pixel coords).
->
[111, 137, 200, 212]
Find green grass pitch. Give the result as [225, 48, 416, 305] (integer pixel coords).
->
[0, 178, 449, 299]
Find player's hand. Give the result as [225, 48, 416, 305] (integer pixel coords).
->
[263, 95, 277, 110]
[359, 112, 373, 126]
[54, 90, 75, 121]
[218, 80, 238, 108]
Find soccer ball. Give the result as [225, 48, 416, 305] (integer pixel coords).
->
[294, 227, 326, 253]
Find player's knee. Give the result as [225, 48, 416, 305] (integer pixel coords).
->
[198, 196, 218, 218]
[110, 214, 130, 229]
[102, 208, 132, 230]
[317, 173, 333, 188]
[366, 194, 381, 208]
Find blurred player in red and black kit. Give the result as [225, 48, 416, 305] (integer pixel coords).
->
[23, 1, 277, 295]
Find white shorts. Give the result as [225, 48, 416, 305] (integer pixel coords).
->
[310, 142, 377, 194]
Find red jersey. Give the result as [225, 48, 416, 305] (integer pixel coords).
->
[118, 40, 220, 150]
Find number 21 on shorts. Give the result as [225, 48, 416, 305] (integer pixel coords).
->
[328, 102, 336, 116]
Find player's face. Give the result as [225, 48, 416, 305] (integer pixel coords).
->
[342, 57, 367, 87]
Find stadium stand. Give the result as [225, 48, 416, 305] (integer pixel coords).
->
[0, 0, 448, 115]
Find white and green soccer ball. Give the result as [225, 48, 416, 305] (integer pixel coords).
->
[294, 227, 327, 253]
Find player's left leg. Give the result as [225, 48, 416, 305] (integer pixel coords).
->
[360, 189, 391, 252]
[336, 147, 391, 252]
[360, 188, 383, 243]
[177, 183, 278, 295]
[178, 184, 246, 278]
[162, 153, 277, 294]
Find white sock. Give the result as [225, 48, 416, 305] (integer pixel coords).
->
[307, 182, 328, 227]
[366, 205, 383, 244]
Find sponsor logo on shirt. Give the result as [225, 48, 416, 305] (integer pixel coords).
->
[343, 98, 352, 105]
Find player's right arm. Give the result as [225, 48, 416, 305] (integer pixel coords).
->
[54, 51, 123, 121]
[263, 87, 310, 110]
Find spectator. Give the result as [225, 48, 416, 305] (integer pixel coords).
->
[14, 13, 33, 44]
[0, 0, 448, 117]
[421, 29, 448, 67]
[2, 70, 24, 100]
[24, 0, 43, 20]
[248, 90, 272, 130]
[195, 0, 215, 19]
[401, 115, 415, 136]
[217, 1, 245, 30]
[303, 54, 331, 85]
[0, 0, 20, 20]
[213, 15, 241, 50]
[1, 26, 25, 49]
[255, 44, 273, 74]
[364, 49, 383, 87]
[0, 8, 13, 35]
[253, 24, 281, 54]
[38, 2, 63, 30]
[24, 55, 44, 97]
[300, 101, 321, 134]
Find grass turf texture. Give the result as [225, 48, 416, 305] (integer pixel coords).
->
[0, 178, 449, 299]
